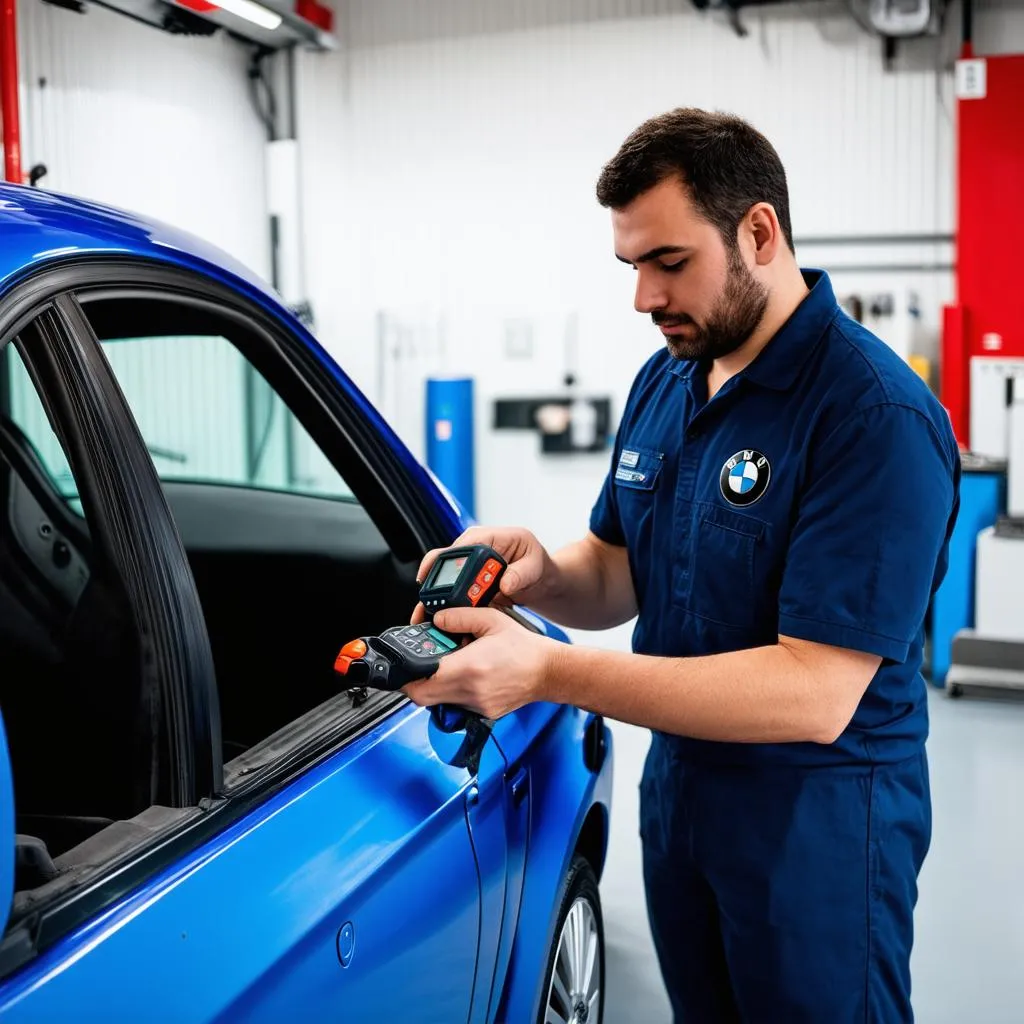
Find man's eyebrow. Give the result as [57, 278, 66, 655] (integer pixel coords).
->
[615, 245, 693, 266]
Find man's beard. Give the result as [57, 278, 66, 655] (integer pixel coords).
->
[653, 248, 769, 362]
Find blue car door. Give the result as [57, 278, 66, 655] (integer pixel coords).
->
[0, 706, 488, 1024]
[205, 707, 487, 1023]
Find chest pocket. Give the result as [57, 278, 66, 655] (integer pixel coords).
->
[680, 501, 765, 630]
[613, 447, 664, 492]
[612, 447, 665, 561]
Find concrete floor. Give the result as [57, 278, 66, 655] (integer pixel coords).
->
[580, 625, 1024, 1023]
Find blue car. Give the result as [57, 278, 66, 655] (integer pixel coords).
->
[0, 185, 613, 1023]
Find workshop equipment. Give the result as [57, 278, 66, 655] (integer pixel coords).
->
[946, 375, 1024, 696]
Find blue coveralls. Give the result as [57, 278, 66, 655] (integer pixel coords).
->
[589, 271, 961, 1023]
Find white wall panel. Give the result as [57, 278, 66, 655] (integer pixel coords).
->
[297, 0, 1024, 545]
[12, 1, 275, 496]
[18, 0, 270, 279]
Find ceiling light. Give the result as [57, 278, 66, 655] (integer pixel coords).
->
[183, 0, 282, 31]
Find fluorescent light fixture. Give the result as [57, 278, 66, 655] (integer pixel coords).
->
[213, 0, 283, 31]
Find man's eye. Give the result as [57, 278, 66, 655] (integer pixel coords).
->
[660, 259, 688, 273]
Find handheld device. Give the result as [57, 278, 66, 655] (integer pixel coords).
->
[333, 545, 507, 732]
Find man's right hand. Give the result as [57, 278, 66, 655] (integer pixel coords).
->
[411, 526, 556, 624]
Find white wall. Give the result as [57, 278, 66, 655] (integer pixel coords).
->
[296, 0, 1024, 550]
[17, 0, 270, 279]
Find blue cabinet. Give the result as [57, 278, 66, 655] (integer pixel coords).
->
[930, 458, 1005, 685]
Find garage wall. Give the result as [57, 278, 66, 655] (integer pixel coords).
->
[14, 0, 276, 483]
[17, 0, 270, 278]
[297, 0, 1024, 551]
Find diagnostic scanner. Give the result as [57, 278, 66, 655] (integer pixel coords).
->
[333, 544, 507, 733]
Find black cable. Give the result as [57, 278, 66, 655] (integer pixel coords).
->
[247, 47, 278, 142]
[962, 0, 973, 46]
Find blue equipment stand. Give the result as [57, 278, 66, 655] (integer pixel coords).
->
[425, 378, 475, 519]
[929, 454, 1006, 686]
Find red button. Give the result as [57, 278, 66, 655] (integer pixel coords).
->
[468, 583, 483, 598]
[341, 639, 368, 659]
[334, 638, 368, 675]
[484, 558, 502, 575]
[481, 571, 493, 584]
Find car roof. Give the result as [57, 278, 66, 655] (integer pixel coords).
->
[0, 183, 277, 303]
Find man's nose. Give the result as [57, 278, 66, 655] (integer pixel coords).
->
[634, 272, 669, 315]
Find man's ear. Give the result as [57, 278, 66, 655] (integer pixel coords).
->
[745, 203, 783, 266]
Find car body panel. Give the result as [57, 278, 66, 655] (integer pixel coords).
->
[0, 714, 13, 939]
[0, 706, 483, 1022]
[465, 737, 512, 1024]
[496, 712, 613, 1024]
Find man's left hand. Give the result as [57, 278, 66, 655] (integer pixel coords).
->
[402, 607, 555, 720]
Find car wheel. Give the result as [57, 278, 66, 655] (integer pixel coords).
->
[538, 855, 605, 1024]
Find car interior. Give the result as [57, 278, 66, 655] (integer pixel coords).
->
[0, 307, 424, 906]
[161, 479, 419, 756]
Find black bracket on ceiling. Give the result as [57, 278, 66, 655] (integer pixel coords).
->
[688, 0, 834, 38]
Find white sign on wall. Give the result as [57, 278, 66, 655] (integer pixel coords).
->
[955, 59, 987, 100]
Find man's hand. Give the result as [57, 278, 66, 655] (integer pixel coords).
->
[411, 526, 556, 625]
[402, 607, 556, 720]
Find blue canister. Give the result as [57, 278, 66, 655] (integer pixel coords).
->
[425, 377, 475, 518]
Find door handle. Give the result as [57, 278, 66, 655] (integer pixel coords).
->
[508, 766, 529, 808]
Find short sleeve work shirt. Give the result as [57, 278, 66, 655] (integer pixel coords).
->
[590, 271, 961, 766]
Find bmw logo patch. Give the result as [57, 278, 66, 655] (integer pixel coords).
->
[720, 449, 770, 507]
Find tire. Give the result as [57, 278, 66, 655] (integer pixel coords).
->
[537, 855, 605, 1024]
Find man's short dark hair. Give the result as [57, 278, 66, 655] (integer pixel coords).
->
[596, 108, 795, 254]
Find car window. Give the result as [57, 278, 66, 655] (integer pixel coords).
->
[4, 344, 81, 508]
[6, 331, 354, 503]
[101, 333, 355, 501]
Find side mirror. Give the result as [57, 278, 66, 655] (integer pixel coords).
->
[427, 709, 493, 774]
[0, 711, 15, 936]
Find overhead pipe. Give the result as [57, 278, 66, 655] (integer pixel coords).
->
[0, 0, 21, 184]
[961, 0, 973, 57]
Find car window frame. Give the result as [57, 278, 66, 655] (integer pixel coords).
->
[63, 273, 455, 777]
[72, 274, 458, 560]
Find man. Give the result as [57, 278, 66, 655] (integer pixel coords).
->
[406, 108, 960, 1022]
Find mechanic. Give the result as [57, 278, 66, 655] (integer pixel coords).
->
[405, 108, 960, 1023]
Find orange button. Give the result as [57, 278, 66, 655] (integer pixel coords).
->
[469, 583, 483, 598]
[484, 558, 502, 575]
[340, 639, 368, 659]
[334, 654, 352, 675]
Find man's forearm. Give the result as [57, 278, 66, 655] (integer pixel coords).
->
[525, 537, 637, 631]
[544, 640, 859, 745]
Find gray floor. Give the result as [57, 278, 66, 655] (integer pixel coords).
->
[584, 625, 1024, 1022]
